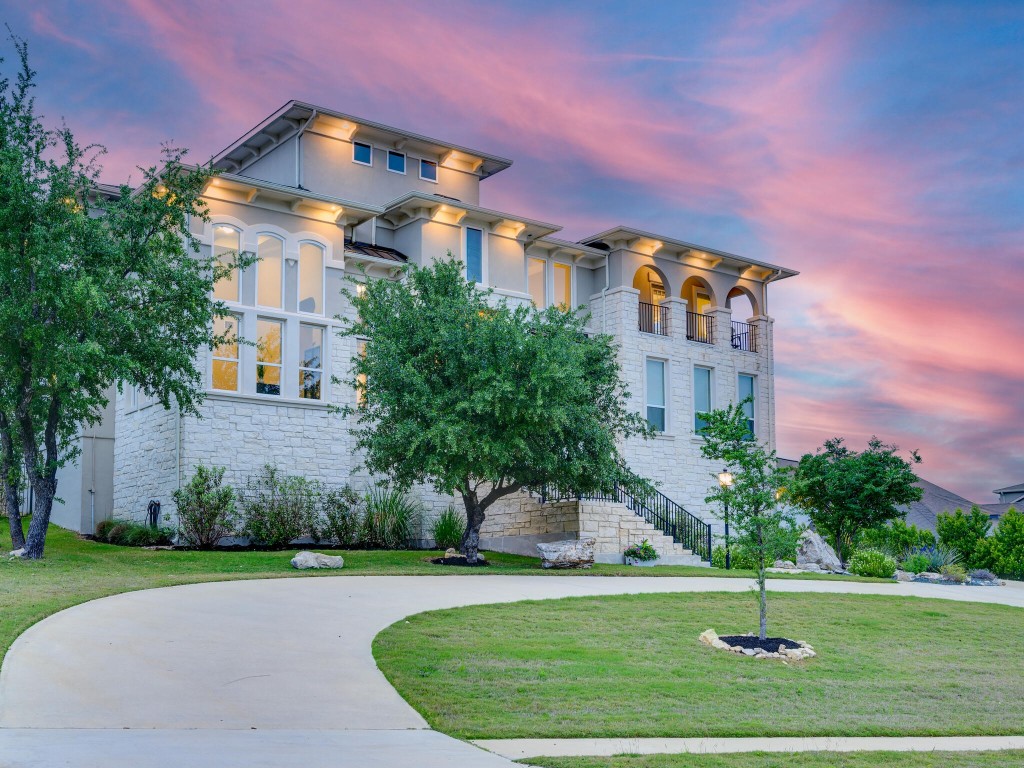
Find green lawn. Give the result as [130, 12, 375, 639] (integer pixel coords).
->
[0, 518, 887, 669]
[522, 752, 1024, 768]
[374, 592, 1024, 739]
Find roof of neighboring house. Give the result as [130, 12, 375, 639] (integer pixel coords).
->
[994, 481, 1024, 495]
[980, 503, 1019, 521]
[344, 240, 408, 263]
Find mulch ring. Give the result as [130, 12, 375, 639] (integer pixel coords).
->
[720, 635, 802, 651]
[429, 556, 489, 567]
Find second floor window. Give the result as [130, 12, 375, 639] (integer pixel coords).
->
[257, 234, 283, 308]
[387, 150, 406, 174]
[553, 263, 572, 309]
[738, 373, 756, 437]
[465, 228, 483, 284]
[256, 318, 283, 396]
[645, 358, 666, 432]
[420, 159, 437, 182]
[353, 141, 372, 165]
[694, 366, 712, 432]
[528, 257, 546, 307]
[298, 242, 324, 314]
[213, 225, 240, 303]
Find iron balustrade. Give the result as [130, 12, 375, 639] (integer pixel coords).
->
[638, 301, 669, 336]
[686, 311, 714, 344]
[535, 482, 712, 563]
[730, 320, 757, 352]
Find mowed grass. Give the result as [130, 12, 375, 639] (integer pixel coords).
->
[522, 752, 1024, 768]
[0, 518, 888, 669]
[374, 592, 1024, 739]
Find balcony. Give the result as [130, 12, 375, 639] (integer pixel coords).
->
[686, 311, 714, 344]
[730, 320, 757, 352]
[638, 301, 669, 336]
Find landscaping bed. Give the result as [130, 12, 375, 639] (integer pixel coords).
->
[374, 592, 1024, 739]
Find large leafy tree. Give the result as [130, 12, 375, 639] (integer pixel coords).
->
[0, 35, 247, 557]
[788, 437, 922, 563]
[700, 400, 793, 642]
[342, 257, 652, 563]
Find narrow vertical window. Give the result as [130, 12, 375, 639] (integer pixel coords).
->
[256, 318, 283, 396]
[528, 257, 546, 307]
[353, 141, 373, 165]
[257, 234, 283, 308]
[419, 158, 437, 182]
[738, 373, 756, 437]
[212, 225, 240, 302]
[645, 359, 667, 432]
[299, 325, 323, 400]
[553, 263, 572, 309]
[212, 315, 240, 392]
[465, 227, 483, 284]
[387, 150, 406, 174]
[694, 366, 712, 432]
[298, 242, 324, 314]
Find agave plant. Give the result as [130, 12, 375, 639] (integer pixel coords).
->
[905, 544, 961, 573]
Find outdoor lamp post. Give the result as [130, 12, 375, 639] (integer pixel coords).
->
[718, 470, 734, 569]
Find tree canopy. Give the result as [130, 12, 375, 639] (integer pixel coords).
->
[342, 256, 652, 562]
[788, 436, 922, 563]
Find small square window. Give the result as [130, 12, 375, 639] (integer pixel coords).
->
[353, 142, 372, 166]
[420, 159, 437, 182]
[387, 150, 406, 174]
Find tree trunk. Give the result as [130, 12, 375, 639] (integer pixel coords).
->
[460, 490, 486, 564]
[4, 479, 24, 552]
[757, 523, 768, 641]
[22, 473, 55, 559]
[0, 419, 24, 551]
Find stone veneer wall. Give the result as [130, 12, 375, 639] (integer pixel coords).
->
[478, 497, 579, 556]
[578, 500, 682, 558]
[112, 393, 179, 523]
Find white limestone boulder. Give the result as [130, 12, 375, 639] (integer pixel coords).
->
[291, 551, 345, 570]
[537, 538, 595, 569]
[796, 530, 843, 572]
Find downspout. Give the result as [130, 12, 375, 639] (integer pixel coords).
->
[175, 402, 181, 492]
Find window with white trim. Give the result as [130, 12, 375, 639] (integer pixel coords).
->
[353, 141, 373, 166]
[645, 358, 667, 432]
[211, 314, 240, 392]
[694, 366, 712, 432]
[465, 227, 483, 284]
[527, 257, 546, 307]
[257, 234, 283, 308]
[212, 225, 240, 302]
[256, 318, 283, 396]
[299, 324, 324, 400]
[738, 373, 756, 437]
[553, 263, 572, 309]
[298, 242, 324, 314]
[387, 150, 406, 174]
[419, 158, 437, 182]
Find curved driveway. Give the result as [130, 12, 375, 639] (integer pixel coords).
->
[2, 575, 1023, 766]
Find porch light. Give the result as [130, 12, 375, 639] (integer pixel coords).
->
[718, 471, 734, 488]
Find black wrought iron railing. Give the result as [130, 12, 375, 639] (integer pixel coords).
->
[730, 320, 757, 352]
[686, 311, 714, 344]
[535, 483, 712, 562]
[638, 301, 669, 336]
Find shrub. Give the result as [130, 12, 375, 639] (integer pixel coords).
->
[848, 549, 897, 578]
[240, 465, 319, 548]
[173, 465, 238, 549]
[906, 543, 961, 573]
[856, 520, 935, 557]
[362, 487, 417, 549]
[319, 486, 364, 547]
[901, 552, 931, 574]
[940, 564, 967, 583]
[624, 539, 659, 562]
[989, 507, 1024, 580]
[936, 506, 991, 569]
[430, 505, 466, 550]
[711, 544, 758, 570]
[95, 518, 174, 547]
[969, 568, 997, 581]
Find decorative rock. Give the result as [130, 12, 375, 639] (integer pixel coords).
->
[290, 551, 345, 570]
[796, 530, 843, 573]
[537, 538, 595, 569]
[741, 648, 756, 656]
[8, 548, 26, 558]
[773, 559, 797, 569]
[895, 569, 914, 582]
[699, 629, 719, 646]
[914, 571, 944, 582]
[444, 548, 461, 560]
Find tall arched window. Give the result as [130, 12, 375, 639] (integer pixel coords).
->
[257, 234, 284, 308]
[298, 242, 324, 314]
[212, 225, 240, 302]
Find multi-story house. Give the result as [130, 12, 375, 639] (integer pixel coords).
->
[110, 100, 797, 564]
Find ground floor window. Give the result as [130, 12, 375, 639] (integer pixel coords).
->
[645, 358, 667, 432]
[256, 318, 283, 396]
[212, 314, 240, 392]
[299, 324, 324, 400]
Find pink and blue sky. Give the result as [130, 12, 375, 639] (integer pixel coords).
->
[8, 1, 1022, 501]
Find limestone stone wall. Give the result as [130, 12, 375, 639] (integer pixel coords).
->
[578, 500, 684, 558]
[112, 391, 178, 523]
[478, 496, 579, 556]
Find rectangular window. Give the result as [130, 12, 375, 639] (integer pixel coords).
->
[465, 227, 483, 283]
[419, 158, 437, 182]
[256, 318, 283, 396]
[298, 242, 323, 314]
[694, 366, 712, 432]
[212, 225, 240, 302]
[299, 324, 323, 400]
[257, 234, 283, 308]
[528, 257, 546, 307]
[387, 150, 406, 174]
[738, 374, 756, 437]
[212, 314, 240, 391]
[353, 141, 372, 166]
[356, 340, 367, 407]
[553, 263, 572, 309]
[645, 359, 666, 432]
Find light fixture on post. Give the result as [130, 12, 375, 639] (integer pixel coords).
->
[717, 470, 734, 569]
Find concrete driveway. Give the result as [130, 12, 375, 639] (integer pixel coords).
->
[2, 575, 1023, 766]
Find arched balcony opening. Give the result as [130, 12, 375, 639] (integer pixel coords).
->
[632, 266, 670, 335]
[727, 286, 760, 352]
[681, 276, 716, 344]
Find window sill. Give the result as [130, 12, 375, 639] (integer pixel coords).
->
[205, 390, 334, 410]
[653, 433, 676, 441]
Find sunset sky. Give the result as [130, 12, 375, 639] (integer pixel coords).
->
[6, 1, 1022, 501]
